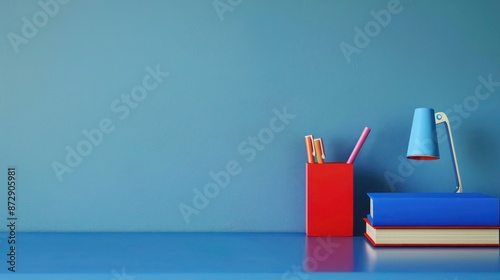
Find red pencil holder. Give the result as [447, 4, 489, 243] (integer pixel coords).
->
[306, 163, 353, 236]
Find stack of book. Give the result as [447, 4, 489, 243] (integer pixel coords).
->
[364, 192, 500, 247]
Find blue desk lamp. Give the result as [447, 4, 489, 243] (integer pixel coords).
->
[406, 108, 463, 193]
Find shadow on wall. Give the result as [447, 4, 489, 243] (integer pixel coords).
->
[463, 127, 497, 172]
[353, 169, 390, 236]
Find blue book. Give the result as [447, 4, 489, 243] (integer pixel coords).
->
[367, 192, 500, 226]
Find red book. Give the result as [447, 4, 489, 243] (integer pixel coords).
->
[364, 218, 500, 247]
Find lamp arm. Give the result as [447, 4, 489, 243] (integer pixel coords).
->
[435, 112, 463, 193]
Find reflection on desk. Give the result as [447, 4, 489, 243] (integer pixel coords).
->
[360, 239, 500, 272]
[305, 236, 353, 272]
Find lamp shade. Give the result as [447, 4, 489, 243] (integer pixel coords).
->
[407, 108, 439, 160]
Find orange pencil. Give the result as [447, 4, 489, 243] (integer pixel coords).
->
[305, 135, 315, 163]
[313, 138, 325, 164]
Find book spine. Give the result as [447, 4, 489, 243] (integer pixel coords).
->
[371, 197, 500, 226]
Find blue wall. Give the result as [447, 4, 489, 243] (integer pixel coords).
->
[1, 0, 499, 234]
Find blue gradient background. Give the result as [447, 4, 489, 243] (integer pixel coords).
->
[0, 0, 499, 234]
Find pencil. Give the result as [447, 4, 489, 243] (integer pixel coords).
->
[313, 138, 325, 164]
[347, 127, 371, 164]
[305, 135, 315, 163]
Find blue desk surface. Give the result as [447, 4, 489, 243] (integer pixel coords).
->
[1, 233, 500, 279]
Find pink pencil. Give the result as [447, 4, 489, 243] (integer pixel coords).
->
[347, 127, 371, 164]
